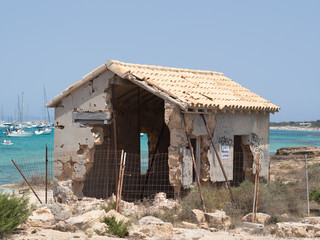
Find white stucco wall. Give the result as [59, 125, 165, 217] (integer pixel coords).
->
[208, 111, 270, 182]
[53, 70, 114, 201]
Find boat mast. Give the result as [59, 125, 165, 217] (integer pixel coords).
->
[44, 85, 50, 122]
[21, 92, 24, 127]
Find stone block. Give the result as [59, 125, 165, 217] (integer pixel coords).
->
[241, 212, 271, 225]
[205, 210, 231, 228]
[105, 209, 131, 225]
[28, 207, 55, 228]
[191, 209, 206, 224]
[276, 222, 314, 238]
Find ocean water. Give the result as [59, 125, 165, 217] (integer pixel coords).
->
[1, 128, 320, 186]
[269, 129, 320, 154]
[0, 129, 54, 186]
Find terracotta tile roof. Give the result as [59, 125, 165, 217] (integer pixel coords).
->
[106, 60, 280, 112]
[47, 60, 279, 112]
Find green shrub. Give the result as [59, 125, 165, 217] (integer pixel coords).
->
[0, 193, 31, 235]
[102, 216, 129, 238]
[310, 189, 320, 204]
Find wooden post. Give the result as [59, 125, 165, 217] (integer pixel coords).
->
[305, 154, 310, 215]
[182, 113, 206, 212]
[252, 153, 260, 223]
[201, 114, 237, 207]
[116, 150, 124, 212]
[118, 153, 126, 213]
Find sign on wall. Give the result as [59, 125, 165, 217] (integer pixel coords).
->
[221, 145, 230, 159]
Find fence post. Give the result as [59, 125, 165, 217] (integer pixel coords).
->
[45, 144, 48, 204]
[11, 159, 42, 204]
[305, 154, 310, 215]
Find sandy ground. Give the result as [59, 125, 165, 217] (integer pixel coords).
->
[0, 227, 280, 240]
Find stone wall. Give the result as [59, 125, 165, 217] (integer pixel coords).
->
[164, 101, 216, 197]
[53, 70, 114, 202]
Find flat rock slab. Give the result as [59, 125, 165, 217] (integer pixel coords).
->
[243, 222, 264, 229]
[276, 222, 315, 238]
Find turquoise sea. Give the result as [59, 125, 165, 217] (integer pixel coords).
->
[0, 129, 320, 186]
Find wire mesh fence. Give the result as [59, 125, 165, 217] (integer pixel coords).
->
[10, 146, 54, 204]
[82, 149, 174, 201]
[6, 144, 320, 219]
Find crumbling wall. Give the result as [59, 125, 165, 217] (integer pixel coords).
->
[165, 101, 216, 197]
[209, 111, 270, 182]
[53, 70, 114, 202]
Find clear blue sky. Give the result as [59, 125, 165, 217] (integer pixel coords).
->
[0, 1, 319, 122]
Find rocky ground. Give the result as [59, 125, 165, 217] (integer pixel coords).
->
[2, 147, 320, 239]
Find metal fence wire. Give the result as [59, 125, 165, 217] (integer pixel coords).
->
[11, 146, 54, 204]
[82, 150, 174, 201]
[9, 146, 320, 217]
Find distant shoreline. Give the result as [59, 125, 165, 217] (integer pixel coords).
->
[270, 126, 320, 132]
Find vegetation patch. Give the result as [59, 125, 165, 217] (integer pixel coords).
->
[310, 189, 320, 204]
[102, 216, 129, 238]
[0, 193, 31, 235]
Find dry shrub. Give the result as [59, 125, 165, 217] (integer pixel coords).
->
[309, 162, 320, 190]
[173, 179, 306, 224]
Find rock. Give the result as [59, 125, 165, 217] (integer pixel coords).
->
[191, 209, 206, 224]
[199, 222, 210, 230]
[70, 197, 106, 215]
[181, 221, 198, 229]
[210, 227, 218, 232]
[28, 207, 55, 228]
[65, 216, 85, 232]
[315, 224, 320, 237]
[243, 222, 264, 229]
[85, 228, 96, 237]
[54, 221, 67, 231]
[205, 210, 231, 228]
[45, 203, 71, 221]
[302, 217, 320, 225]
[138, 216, 164, 225]
[276, 146, 320, 157]
[241, 212, 271, 225]
[153, 192, 177, 210]
[129, 222, 173, 238]
[105, 209, 131, 225]
[80, 209, 107, 227]
[276, 222, 314, 238]
[92, 222, 108, 235]
[64, 209, 106, 232]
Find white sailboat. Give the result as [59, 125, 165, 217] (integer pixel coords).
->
[34, 86, 53, 135]
[34, 127, 52, 135]
[7, 92, 33, 137]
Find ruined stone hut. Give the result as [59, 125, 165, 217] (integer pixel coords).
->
[47, 60, 280, 202]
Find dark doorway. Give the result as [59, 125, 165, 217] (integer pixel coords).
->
[232, 135, 245, 186]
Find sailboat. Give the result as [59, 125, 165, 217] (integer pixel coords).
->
[34, 86, 52, 135]
[7, 92, 33, 137]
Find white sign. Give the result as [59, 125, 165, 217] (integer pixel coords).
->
[221, 145, 229, 159]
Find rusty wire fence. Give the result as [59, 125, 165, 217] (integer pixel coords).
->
[10, 146, 54, 204]
[7, 145, 320, 219]
[82, 149, 174, 201]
